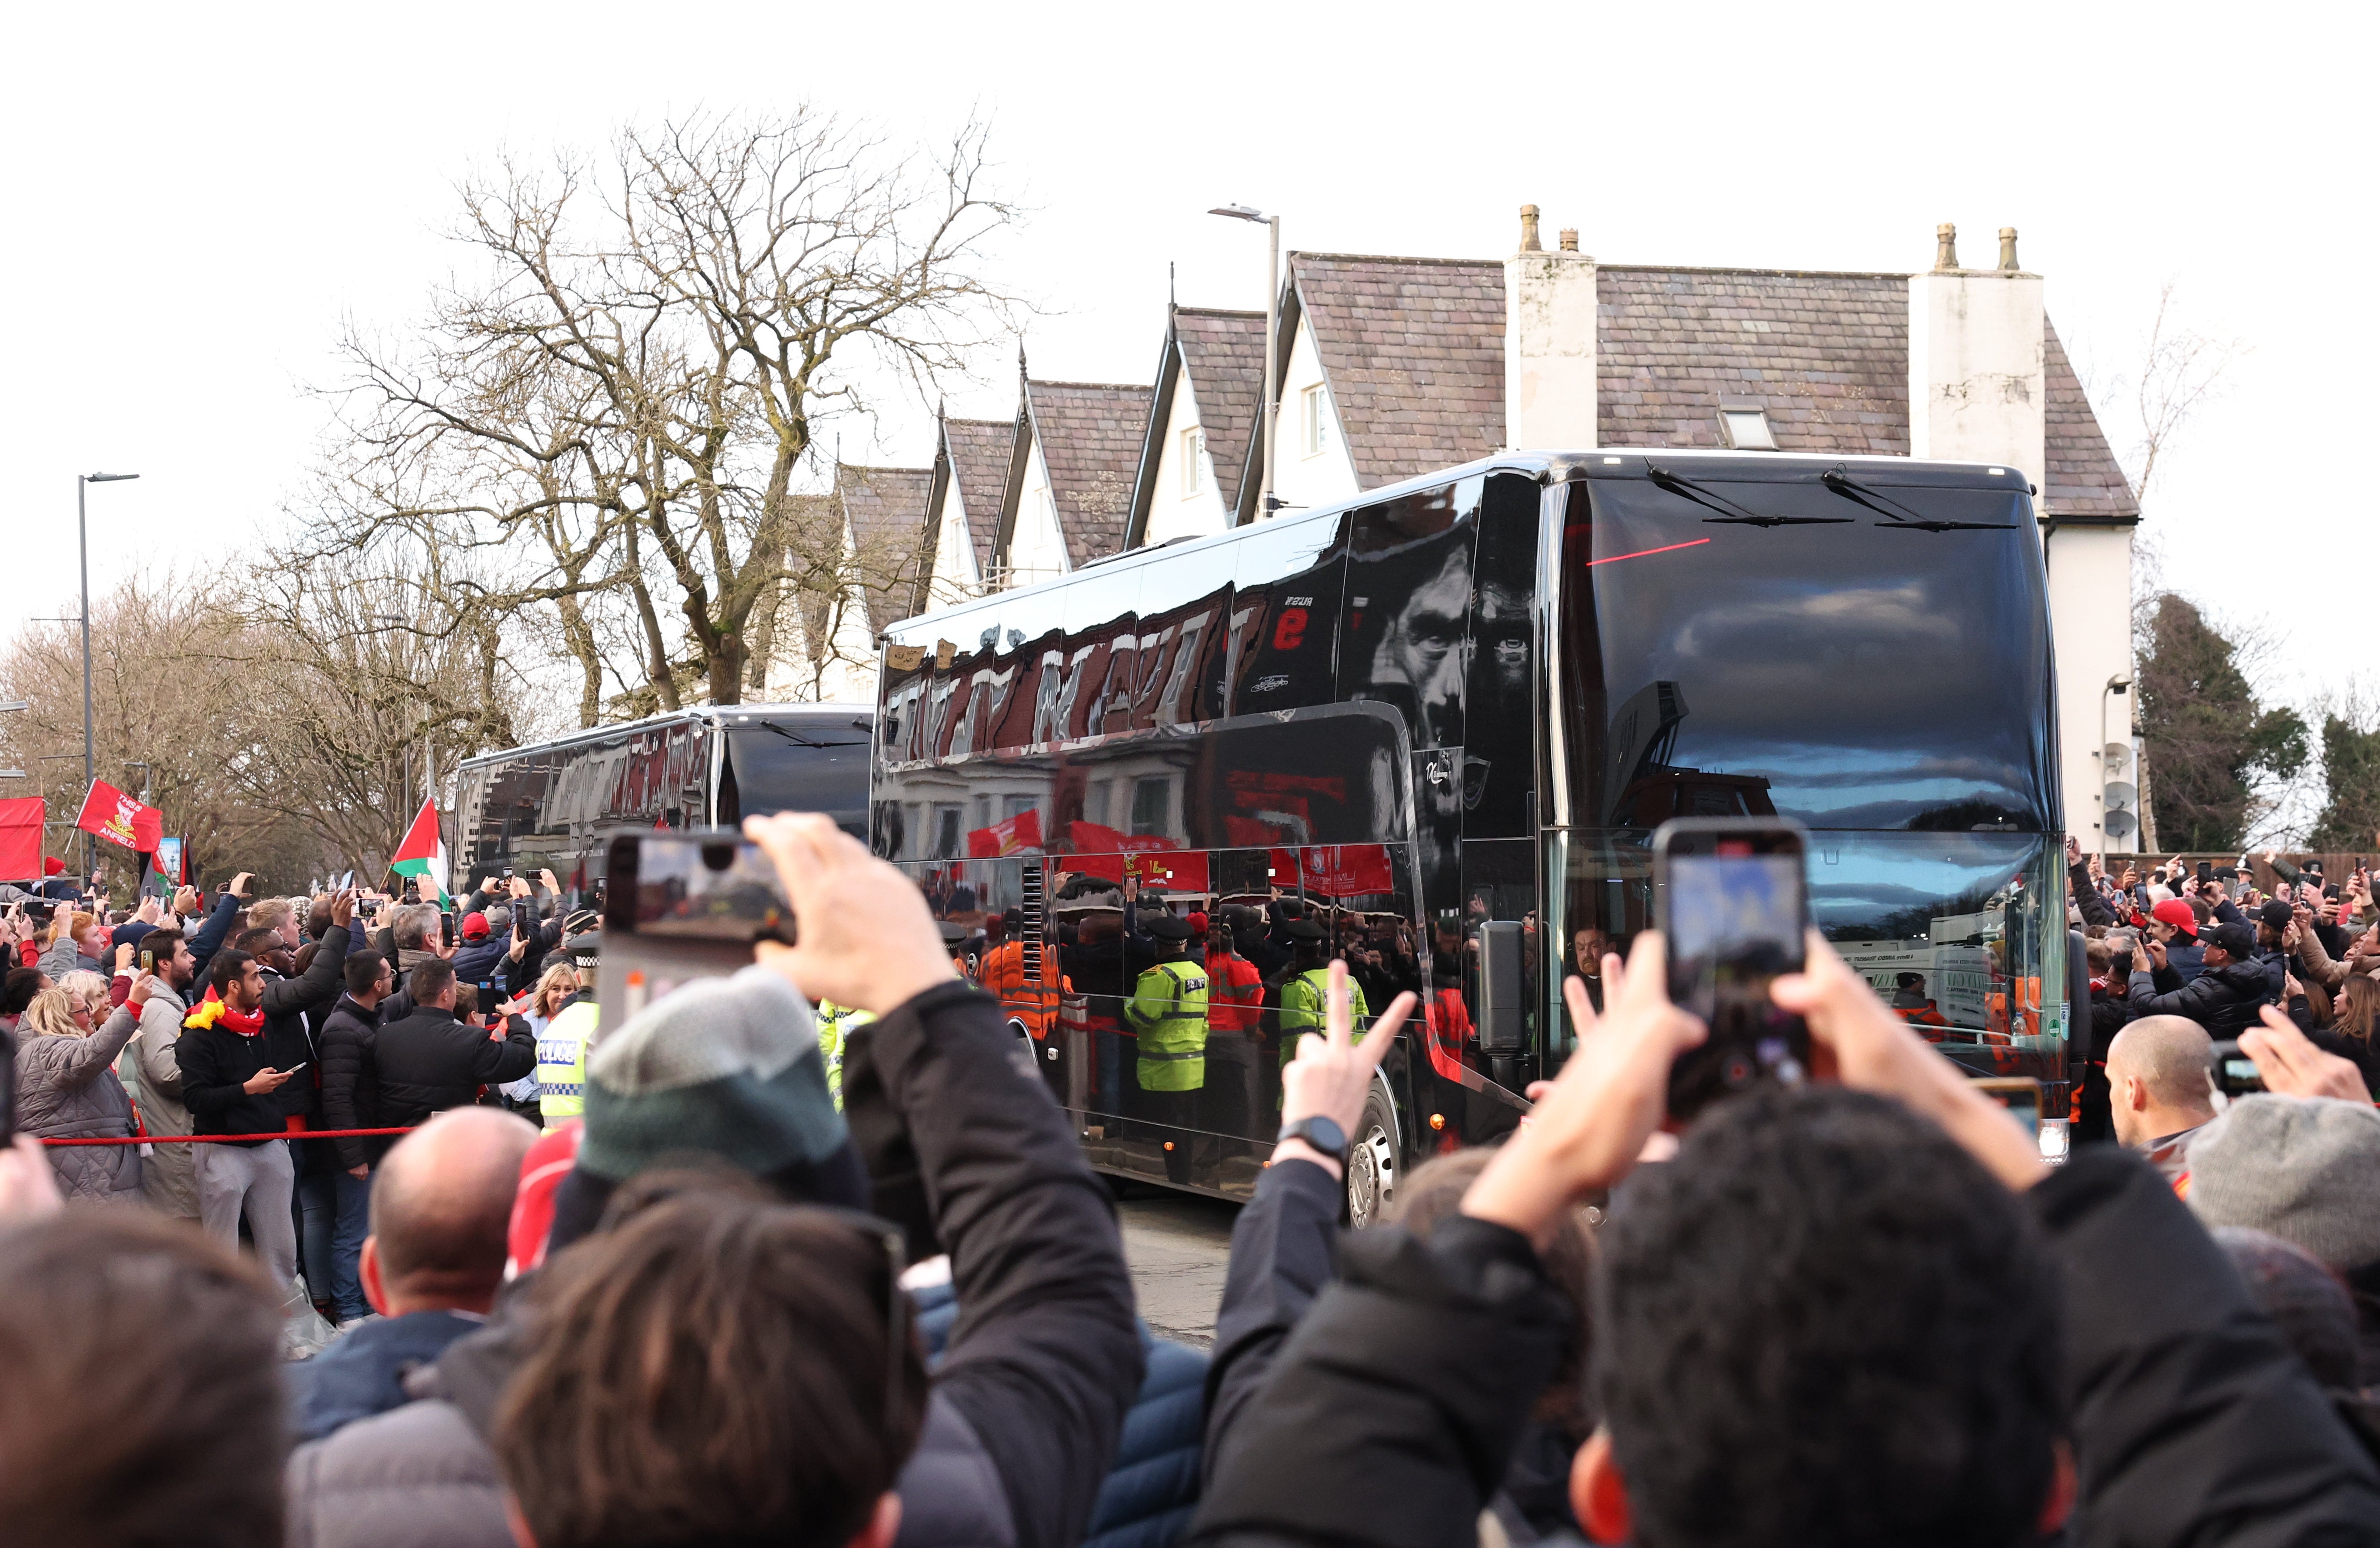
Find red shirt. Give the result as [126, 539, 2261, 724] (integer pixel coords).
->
[1204, 950, 1264, 1032]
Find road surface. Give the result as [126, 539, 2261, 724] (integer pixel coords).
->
[1116, 1187, 1241, 1347]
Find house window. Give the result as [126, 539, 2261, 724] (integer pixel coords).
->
[1301, 384, 1327, 456]
[1129, 777, 1171, 837]
[1181, 427, 1205, 496]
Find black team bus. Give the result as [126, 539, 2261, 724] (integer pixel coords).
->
[871, 451, 2064, 1222]
[452, 704, 873, 902]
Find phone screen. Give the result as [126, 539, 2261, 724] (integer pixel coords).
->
[614, 834, 793, 944]
[1654, 819, 1811, 1121]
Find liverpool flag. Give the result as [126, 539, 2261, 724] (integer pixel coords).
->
[389, 799, 448, 902]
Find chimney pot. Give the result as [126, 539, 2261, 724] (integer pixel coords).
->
[1558, 228, 1579, 253]
[1520, 204, 1542, 253]
[1998, 226, 2019, 271]
[1933, 223, 1959, 272]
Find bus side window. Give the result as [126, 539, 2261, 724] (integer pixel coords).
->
[1465, 472, 1542, 839]
[1229, 512, 1350, 715]
[1338, 478, 1479, 752]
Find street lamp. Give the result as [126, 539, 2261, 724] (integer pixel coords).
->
[2100, 674, 2134, 861]
[1209, 203, 1281, 523]
[76, 472, 140, 876]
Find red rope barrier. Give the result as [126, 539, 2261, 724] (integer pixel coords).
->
[38, 1128, 422, 1148]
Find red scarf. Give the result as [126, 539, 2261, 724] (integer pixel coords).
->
[184, 985, 265, 1037]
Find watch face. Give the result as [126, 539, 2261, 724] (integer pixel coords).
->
[1282, 1114, 1348, 1157]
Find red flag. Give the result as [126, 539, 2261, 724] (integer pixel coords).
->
[966, 807, 1044, 858]
[74, 779, 163, 854]
[0, 798, 41, 881]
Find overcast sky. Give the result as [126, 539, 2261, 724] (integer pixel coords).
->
[7, 0, 2368, 725]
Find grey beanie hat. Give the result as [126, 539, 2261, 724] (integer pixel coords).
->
[2186, 1094, 2380, 1271]
[578, 963, 845, 1184]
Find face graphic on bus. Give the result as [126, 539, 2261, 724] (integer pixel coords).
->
[1366, 547, 1470, 751]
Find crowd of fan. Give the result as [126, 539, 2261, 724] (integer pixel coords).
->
[0, 821, 2376, 1548]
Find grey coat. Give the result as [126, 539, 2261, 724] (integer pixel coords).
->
[125, 981, 199, 1219]
[283, 1397, 508, 1548]
[15, 1005, 142, 1203]
[35, 936, 98, 981]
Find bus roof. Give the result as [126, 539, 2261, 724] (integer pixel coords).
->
[455, 702, 874, 772]
[884, 447, 2033, 640]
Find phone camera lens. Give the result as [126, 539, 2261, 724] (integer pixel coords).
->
[700, 843, 736, 872]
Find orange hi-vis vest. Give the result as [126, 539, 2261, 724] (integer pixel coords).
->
[980, 938, 1059, 1039]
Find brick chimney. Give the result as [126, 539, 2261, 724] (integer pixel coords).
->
[1907, 222, 2044, 484]
[1504, 206, 1597, 449]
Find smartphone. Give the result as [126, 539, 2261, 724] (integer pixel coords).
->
[1652, 817, 1812, 1121]
[2197, 861, 2213, 886]
[282, 1062, 309, 1076]
[2207, 1040, 2264, 1099]
[139, 948, 154, 975]
[1970, 1076, 2044, 1133]
[600, 830, 795, 1015]
[440, 911, 455, 948]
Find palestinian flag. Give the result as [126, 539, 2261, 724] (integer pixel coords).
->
[389, 798, 449, 902]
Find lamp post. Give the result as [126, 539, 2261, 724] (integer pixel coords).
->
[76, 473, 140, 877]
[1208, 204, 1280, 523]
[2100, 674, 2134, 862]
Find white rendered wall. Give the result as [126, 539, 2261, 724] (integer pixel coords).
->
[1005, 434, 1072, 586]
[1504, 250, 1598, 450]
[1144, 366, 1229, 545]
[923, 470, 982, 610]
[1268, 315, 1358, 516]
[2046, 523, 2138, 853]
[1907, 269, 2046, 486]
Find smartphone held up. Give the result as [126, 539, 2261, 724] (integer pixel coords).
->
[1652, 817, 1813, 1122]
[598, 831, 795, 1016]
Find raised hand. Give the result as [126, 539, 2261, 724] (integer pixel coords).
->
[1277, 960, 1413, 1179]
[2241, 1007, 2374, 1103]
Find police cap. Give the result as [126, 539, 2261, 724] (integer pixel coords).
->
[1144, 911, 1193, 940]
[1284, 919, 1327, 942]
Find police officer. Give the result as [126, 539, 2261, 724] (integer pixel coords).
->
[1272, 919, 1369, 1081]
[1124, 911, 1207, 1184]
[533, 930, 601, 1128]
[813, 999, 874, 1111]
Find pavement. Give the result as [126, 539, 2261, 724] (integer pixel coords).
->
[1116, 1186, 1242, 1347]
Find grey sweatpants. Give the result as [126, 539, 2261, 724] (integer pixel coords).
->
[196, 1138, 297, 1290]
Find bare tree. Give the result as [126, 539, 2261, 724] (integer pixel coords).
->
[2122, 281, 2250, 505]
[309, 110, 1018, 722]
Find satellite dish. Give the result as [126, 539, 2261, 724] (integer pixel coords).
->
[2103, 742, 2132, 774]
[2103, 781, 2138, 811]
[2104, 810, 2138, 839]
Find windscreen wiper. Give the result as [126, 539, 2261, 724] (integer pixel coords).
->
[1821, 464, 2013, 530]
[1646, 464, 1851, 527]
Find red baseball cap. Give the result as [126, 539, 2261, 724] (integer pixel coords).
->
[2151, 898, 2199, 939]
[459, 910, 491, 941]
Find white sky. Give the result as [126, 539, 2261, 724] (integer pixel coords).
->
[7, 0, 2369, 724]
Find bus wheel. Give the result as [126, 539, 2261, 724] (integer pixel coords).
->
[1347, 1085, 1399, 1230]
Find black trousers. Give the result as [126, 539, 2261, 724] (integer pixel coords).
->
[1141, 1085, 1201, 1183]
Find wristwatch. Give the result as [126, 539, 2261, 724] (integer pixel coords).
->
[1275, 1114, 1350, 1168]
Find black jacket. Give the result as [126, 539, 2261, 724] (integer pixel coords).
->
[318, 994, 385, 1170]
[2128, 955, 2274, 1038]
[177, 1017, 289, 1145]
[256, 927, 352, 1121]
[372, 1007, 534, 1129]
[1184, 1148, 2380, 1548]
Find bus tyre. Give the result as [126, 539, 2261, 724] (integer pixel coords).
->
[1347, 1084, 1399, 1230]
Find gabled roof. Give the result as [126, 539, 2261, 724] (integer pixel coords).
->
[1125, 306, 1265, 548]
[1240, 251, 2138, 524]
[2041, 321, 2136, 521]
[1006, 379, 1154, 569]
[919, 414, 1013, 600]
[834, 463, 931, 632]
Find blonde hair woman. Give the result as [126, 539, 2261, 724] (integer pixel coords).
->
[56, 969, 112, 1033]
[14, 975, 152, 1204]
[531, 963, 581, 1026]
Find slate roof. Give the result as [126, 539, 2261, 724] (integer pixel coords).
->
[941, 417, 1014, 570]
[1173, 307, 1267, 501]
[1596, 267, 1912, 454]
[1024, 380, 1154, 568]
[1275, 253, 2137, 521]
[834, 463, 932, 632]
[2041, 320, 2138, 519]
[1288, 254, 1507, 489]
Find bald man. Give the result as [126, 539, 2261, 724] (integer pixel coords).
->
[2106, 1014, 2218, 1183]
[285, 1107, 536, 1443]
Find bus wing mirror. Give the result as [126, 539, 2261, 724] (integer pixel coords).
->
[1477, 921, 1525, 1056]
